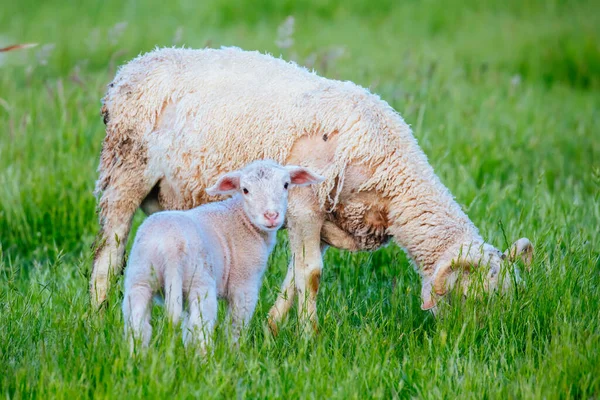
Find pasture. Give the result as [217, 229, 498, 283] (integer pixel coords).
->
[1, 0, 599, 398]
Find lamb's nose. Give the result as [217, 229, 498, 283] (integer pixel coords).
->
[264, 211, 279, 223]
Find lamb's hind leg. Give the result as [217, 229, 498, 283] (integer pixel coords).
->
[164, 267, 183, 325]
[123, 284, 153, 353]
[91, 170, 157, 309]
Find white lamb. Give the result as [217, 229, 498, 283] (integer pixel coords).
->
[122, 160, 323, 351]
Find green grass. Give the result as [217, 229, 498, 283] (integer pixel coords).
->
[1, 0, 599, 398]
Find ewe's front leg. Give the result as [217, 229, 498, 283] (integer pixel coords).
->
[267, 258, 296, 334]
[286, 187, 325, 335]
[291, 223, 325, 335]
[268, 243, 329, 335]
[321, 220, 358, 251]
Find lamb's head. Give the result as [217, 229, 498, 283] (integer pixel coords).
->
[206, 160, 324, 232]
[421, 238, 534, 310]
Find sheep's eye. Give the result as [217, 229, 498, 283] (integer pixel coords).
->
[243, 188, 249, 195]
[284, 182, 289, 189]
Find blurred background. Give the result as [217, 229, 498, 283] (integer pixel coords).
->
[0, 0, 598, 263]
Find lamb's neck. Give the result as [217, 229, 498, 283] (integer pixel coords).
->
[225, 196, 275, 245]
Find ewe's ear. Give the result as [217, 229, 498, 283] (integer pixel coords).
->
[206, 171, 242, 196]
[432, 247, 482, 296]
[504, 238, 534, 269]
[421, 279, 437, 310]
[286, 166, 325, 187]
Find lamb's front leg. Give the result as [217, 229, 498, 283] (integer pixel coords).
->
[227, 284, 260, 346]
[184, 283, 218, 354]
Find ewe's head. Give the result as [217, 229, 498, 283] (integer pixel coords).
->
[206, 160, 324, 232]
[421, 238, 534, 310]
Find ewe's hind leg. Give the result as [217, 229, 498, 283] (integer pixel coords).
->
[123, 285, 153, 353]
[91, 173, 155, 308]
[183, 284, 218, 354]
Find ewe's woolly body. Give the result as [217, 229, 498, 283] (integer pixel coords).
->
[99, 46, 482, 277]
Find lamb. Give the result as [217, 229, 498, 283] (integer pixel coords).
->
[92, 47, 533, 335]
[122, 160, 324, 351]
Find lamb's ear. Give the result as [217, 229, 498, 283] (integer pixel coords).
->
[206, 171, 242, 196]
[504, 238, 533, 269]
[285, 166, 325, 187]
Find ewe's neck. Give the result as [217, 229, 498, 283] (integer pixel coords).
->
[382, 147, 483, 276]
[388, 191, 483, 276]
[337, 100, 484, 276]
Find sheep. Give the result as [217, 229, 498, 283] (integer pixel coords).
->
[92, 47, 533, 335]
[122, 160, 324, 351]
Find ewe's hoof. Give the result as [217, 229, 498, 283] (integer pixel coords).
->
[90, 294, 108, 312]
[267, 316, 279, 337]
[299, 320, 319, 338]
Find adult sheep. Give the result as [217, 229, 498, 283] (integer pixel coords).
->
[91, 47, 533, 333]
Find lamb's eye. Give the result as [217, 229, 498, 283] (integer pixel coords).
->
[243, 188, 249, 194]
[284, 182, 289, 189]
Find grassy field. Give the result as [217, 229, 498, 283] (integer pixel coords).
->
[1, 0, 599, 398]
